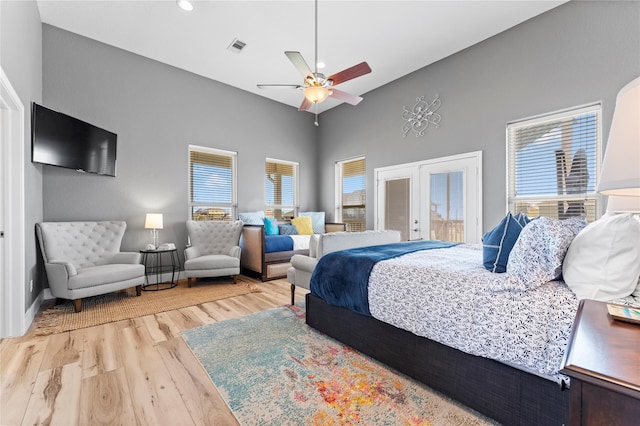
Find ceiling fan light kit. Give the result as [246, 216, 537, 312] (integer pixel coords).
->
[304, 85, 330, 104]
[257, 0, 371, 124]
[176, 0, 193, 12]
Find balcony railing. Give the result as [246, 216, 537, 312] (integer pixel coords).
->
[430, 219, 464, 243]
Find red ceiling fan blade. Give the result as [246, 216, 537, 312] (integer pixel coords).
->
[285, 51, 314, 80]
[327, 62, 371, 86]
[257, 84, 302, 89]
[329, 88, 363, 106]
[298, 98, 313, 111]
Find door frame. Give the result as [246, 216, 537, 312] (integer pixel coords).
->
[374, 151, 483, 242]
[1, 67, 26, 338]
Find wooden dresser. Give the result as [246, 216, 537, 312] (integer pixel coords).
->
[561, 299, 640, 425]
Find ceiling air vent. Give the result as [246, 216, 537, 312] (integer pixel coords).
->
[227, 38, 247, 53]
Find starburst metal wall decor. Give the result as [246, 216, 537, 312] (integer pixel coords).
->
[401, 94, 441, 138]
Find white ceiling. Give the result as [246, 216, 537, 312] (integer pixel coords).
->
[36, 0, 567, 113]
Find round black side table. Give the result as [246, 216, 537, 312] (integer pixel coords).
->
[140, 248, 180, 291]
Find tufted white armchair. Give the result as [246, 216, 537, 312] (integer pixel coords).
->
[36, 221, 145, 312]
[184, 220, 244, 286]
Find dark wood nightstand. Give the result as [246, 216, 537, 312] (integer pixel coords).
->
[561, 299, 640, 426]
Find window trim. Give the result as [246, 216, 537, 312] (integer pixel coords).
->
[188, 144, 237, 221]
[506, 102, 603, 220]
[265, 157, 299, 219]
[335, 155, 366, 231]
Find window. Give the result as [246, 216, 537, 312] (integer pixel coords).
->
[265, 158, 298, 220]
[188, 145, 237, 221]
[336, 157, 366, 232]
[507, 103, 601, 222]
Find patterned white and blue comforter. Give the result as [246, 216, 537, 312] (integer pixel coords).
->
[368, 244, 638, 383]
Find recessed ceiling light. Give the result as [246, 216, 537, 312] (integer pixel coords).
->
[317, 62, 326, 69]
[177, 0, 194, 12]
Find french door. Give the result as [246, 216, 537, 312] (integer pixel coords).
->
[375, 166, 419, 241]
[375, 152, 482, 243]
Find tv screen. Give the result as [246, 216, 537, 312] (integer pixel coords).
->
[31, 103, 117, 176]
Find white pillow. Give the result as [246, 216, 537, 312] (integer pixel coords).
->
[563, 213, 640, 301]
[238, 211, 265, 225]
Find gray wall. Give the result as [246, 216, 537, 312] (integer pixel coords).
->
[319, 0, 640, 231]
[1, 0, 43, 311]
[39, 1, 640, 293]
[42, 25, 318, 257]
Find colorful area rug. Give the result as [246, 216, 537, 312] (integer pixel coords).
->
[31, 276, 260, 336]
[182, 305, 498, 425]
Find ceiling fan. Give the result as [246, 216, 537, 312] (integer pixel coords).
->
[257, 0, 372, 125]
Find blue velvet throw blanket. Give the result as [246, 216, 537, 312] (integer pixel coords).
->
[310, 240, 457, 316]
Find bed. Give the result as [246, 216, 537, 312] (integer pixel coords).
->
[240, 222, 346, 281]
[305, 236, 640, 425]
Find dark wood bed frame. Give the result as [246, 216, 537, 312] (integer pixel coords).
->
[306, 293, 570, 426]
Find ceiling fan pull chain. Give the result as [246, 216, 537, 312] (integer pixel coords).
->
[314, 104, 320, 126]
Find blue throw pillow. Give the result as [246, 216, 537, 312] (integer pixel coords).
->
[482, 213, 531, 273]
[278, 224, 298, 235]
[263, 217, 279, 235]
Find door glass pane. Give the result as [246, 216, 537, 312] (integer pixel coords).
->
[385, 178, 410, 241]
[430, 172, 464, 242]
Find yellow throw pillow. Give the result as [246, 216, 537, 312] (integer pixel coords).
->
[291, 216, 314, 235]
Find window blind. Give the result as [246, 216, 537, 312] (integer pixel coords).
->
[337, 157, 366, 231]
[188, 146, 237, 221]
[507, 104, 601, 222]
[265, 159, 298, 220]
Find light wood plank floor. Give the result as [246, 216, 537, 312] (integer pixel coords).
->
[0, 277, 305, 426]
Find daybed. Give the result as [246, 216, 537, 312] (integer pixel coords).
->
[299, 215, 640, 425]
[239, 214, 346, 281]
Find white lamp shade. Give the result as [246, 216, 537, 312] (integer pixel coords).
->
[598, 76, 640, 196]
[606, 195, 640, 213]
[144, 213, 163, 229]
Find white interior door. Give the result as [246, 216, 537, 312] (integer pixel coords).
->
[1, 68, 26, 338]
[419, 154, 482, 243]
[1, 100, 5, 334]
[375, 166, 420, 240]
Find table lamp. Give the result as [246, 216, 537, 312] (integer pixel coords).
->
[606, 195, 640, 214]
[144, 213, 163, 249]
[598, 76, 640, 197]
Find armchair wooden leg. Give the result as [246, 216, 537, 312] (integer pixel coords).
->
[291, 284, 296, 306]
[73, 299, 82, 313]
[135, 285, 142, 296]
[187, 277, 192, 288]
[232, 275, 237, 284]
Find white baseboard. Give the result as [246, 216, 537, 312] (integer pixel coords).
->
[43, 288, 54, 300]
[24, 289, 45, 333]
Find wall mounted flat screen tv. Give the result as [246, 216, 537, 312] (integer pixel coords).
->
[31, 103, 117, 176]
